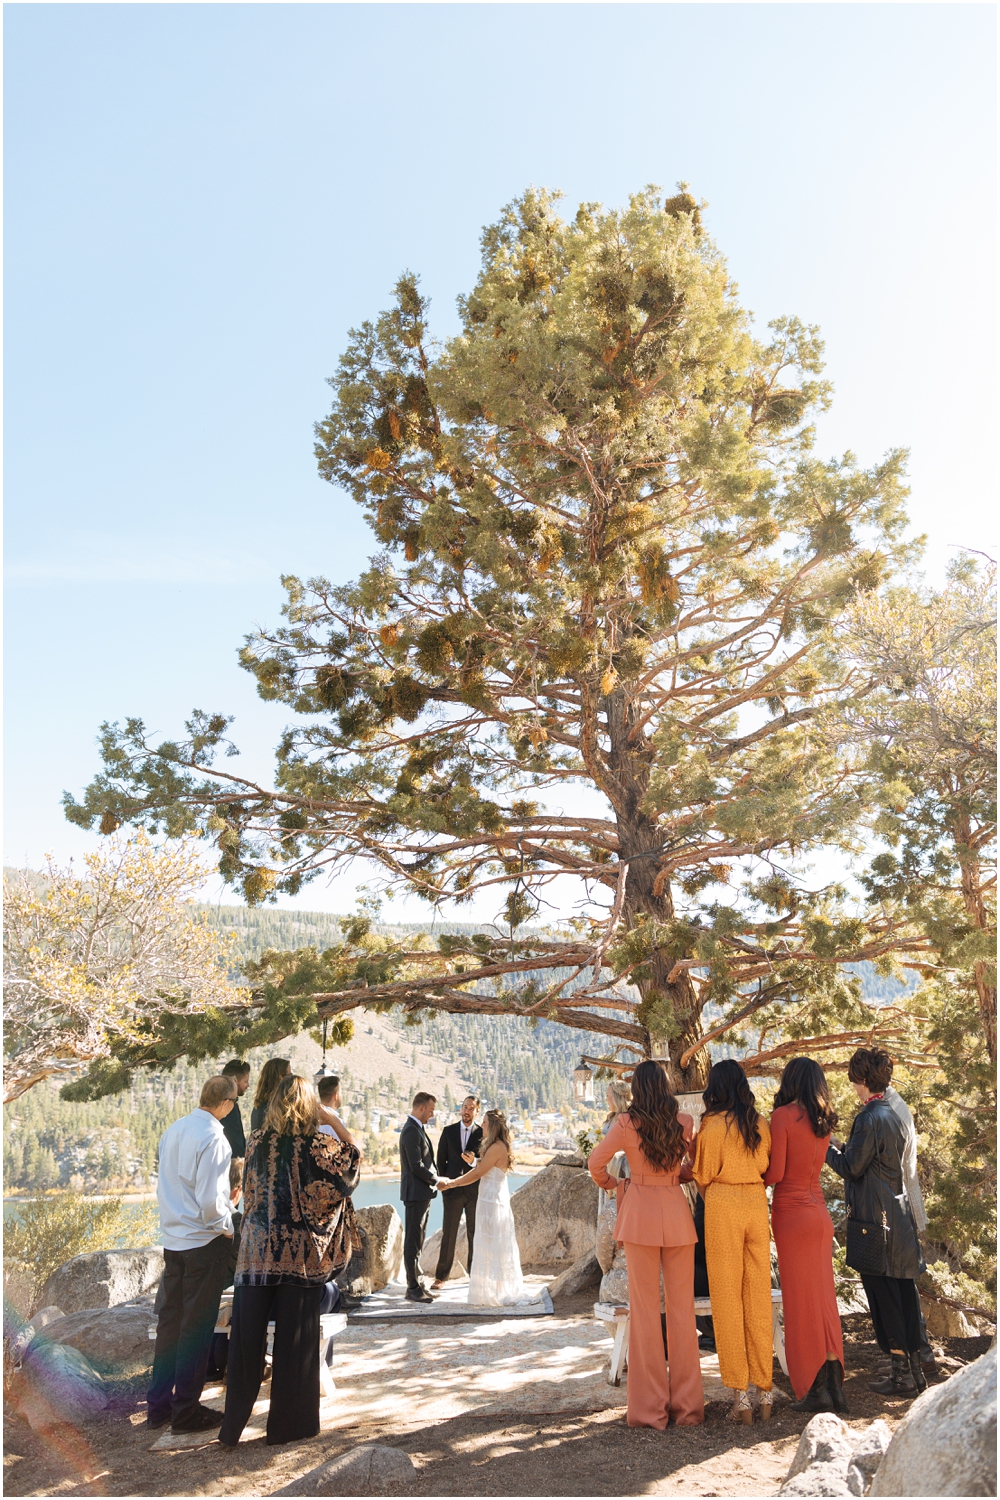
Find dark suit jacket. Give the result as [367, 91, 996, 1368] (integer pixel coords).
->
[436, 1121, 484, 1196]
[399, 1118, 438, 1204]
[223, 1100, 247, 1159]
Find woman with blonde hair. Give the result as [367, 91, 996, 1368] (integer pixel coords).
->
[439, 1108, 539, 1307]
[220, 1075, 360, 1447]
[249, 1056, 291, 1132]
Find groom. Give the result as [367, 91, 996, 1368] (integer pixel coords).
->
[432, 1094, 483, 1288]
[399, 1092, 439, 1304]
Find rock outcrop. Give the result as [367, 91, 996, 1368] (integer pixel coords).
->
[30, 1298, 157, 1375]
[510, 1154, 599, 1267]
[870, 1346, 996, 1497]
[595, 1199, 618, 1274]
[779, 1413, 891, 1497]
[920, 1294, 979, 1340]
[419, 1227, 467, 1279]
[9, 1304, 66, 1358]
[8, 1339, 108, 1434]
[39, 1247, 163, 1314]
[338, 1205, 404, 1297]
[274, 1444, 416, 1496]
[548, 1249, 601, 1298]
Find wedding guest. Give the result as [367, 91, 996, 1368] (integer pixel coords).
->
[316, 1074, 359, 1149]
[588, 1060, 703, 1430]
[884, 1072, 935, 1371]
[147, 1075, 237, 1434]
[205, 1156, 246, 1380]
[221, 1059, 251, 1158]
[693, 1060, 772, 1425]
[597, 1078, 632, 1216]
[826, 1048, 925, 1397]
[432, 1094, 483, 1288]
[220, 1075, 360, 1447]
[249, 1057, 290, 1132]
[399, 1092, 440, 1303]
[764, 1058, 846, 1413]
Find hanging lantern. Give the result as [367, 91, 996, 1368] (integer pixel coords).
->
[314, 1018, 335, 1085]
[572, 1059, 594, 1104]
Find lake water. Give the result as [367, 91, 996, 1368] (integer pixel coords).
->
[353, 1174, 531, 1238]
[4, 1175, 533, 1241]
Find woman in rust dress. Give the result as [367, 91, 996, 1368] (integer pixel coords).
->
[588, 1060, 703, 1430]
[764, 1058, 846, 1413]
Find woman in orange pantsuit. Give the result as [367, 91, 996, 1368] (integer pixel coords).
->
[588, 1061, 704, 1430]
[693, 1061, 772, 1425]
[765, 1058, 847, 1414]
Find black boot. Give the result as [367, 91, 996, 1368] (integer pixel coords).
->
[908, 1352, 927, 1394]
[868, 1354, 917, 1396]
[826, 1358, 849, 1414]
[790, 1365, 835, 1412]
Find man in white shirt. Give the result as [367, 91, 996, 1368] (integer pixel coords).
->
[148, 1075, 237, 1433]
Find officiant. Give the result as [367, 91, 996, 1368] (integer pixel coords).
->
[432, 1094, 483, 1288]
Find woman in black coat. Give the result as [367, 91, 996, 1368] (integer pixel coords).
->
[825, 1048, 925, 1397]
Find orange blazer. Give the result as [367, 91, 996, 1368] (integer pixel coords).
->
[588, 1113, 697, 1248]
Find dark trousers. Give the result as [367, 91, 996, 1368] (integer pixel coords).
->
[148, 1235, 232, 1427]
[436, 1187, 477, 1278]
[219, 1283, 323, 1447]
[861, 1274, 923, 1355]
[403, 1201, 431, 1289]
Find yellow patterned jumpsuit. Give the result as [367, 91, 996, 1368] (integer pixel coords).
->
[693, 1112, 773, 1392]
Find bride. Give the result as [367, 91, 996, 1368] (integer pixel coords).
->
[438, 1109, 540, 1306]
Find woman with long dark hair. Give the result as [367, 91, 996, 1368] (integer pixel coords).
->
[249, 1057, 290, 1132]
[826, 1048, 925, 1398]
[693, 1059, 772, 1424]
[587, 1060, 703, 1429]
[765, 1058, 846, 1412]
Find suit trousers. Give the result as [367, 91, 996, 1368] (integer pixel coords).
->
[148, 1235, 233, 1427]
[860, 1274, 923, 1356]
[403, 1201, 432, 1289]
[436, 1187, 477, 1279]
[623, 1241, 704, 1429]
[219, 1283, 323, 1446]
[704, 1182, 773, 1392]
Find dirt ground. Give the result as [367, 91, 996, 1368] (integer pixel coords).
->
[3, 1303, 990, 1500]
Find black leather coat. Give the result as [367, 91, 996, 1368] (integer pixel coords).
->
[825, 1097, 924, 1279]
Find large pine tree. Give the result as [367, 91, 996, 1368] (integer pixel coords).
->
[67, 187, 924, 1089]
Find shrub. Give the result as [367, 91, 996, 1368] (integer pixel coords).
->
[4, 1193, 160, 1310]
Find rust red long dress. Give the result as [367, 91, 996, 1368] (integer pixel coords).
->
[764, 1103, 844, 1400]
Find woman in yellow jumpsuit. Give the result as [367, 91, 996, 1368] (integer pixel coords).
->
[693, 1060, 772, 1424]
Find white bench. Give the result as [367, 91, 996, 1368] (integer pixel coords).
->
[594, 1289, 787, 1386]
[147, 1294, 349, 1398]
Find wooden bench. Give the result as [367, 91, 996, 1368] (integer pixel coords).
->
[147, 1294, 349, 1398]
[594, 1290, 787, 1386]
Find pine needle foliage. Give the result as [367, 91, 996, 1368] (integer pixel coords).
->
[66, 186, 928, 1088]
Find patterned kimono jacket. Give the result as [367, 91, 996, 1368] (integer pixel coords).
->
[235, 1128, 361, 1286]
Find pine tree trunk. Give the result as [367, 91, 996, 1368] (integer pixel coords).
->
[954, 810, 997, 1068]
[606, 690, 708, 1090]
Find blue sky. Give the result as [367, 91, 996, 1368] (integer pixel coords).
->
[4, 3, 996, 913]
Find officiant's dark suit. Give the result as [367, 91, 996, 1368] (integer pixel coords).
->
[435, 1119, 483, 1280]
[399, 1104, 439, 1301]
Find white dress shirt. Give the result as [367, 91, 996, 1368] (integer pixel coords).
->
[157, 1108, 234, 1251]
[885, 1086, 927, 1232]
[460, 1122, 473, 1153]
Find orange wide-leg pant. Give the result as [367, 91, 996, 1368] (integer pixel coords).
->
[704, 1182, 773, 1392]
[623, 1241, 704, 1429]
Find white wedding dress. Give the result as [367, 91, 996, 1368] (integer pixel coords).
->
[467, 1167, 541, 1307]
